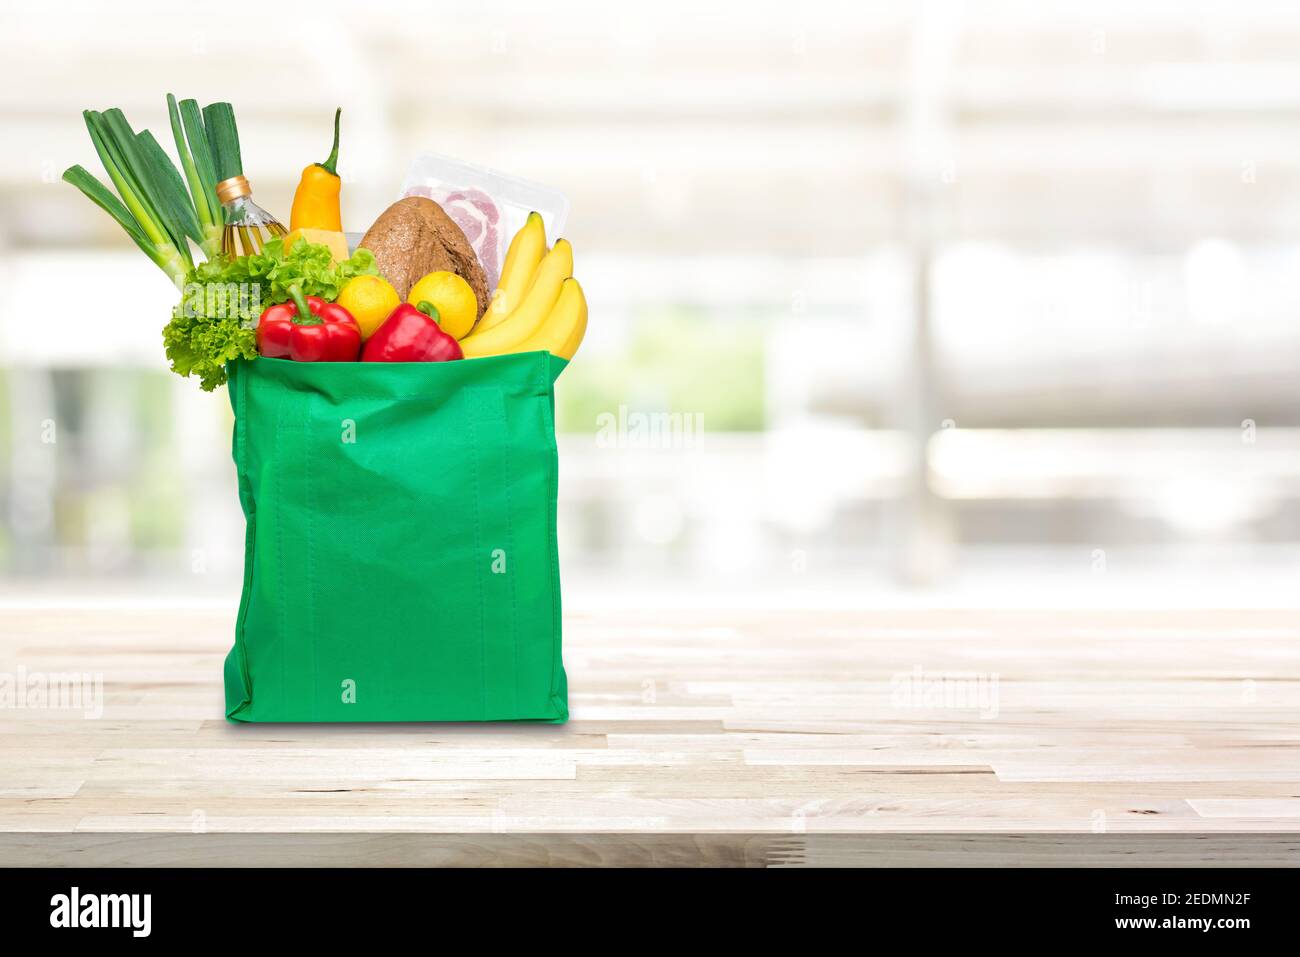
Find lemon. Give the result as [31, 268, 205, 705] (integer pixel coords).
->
[337, 275, 400, 340]
[407, 271, 477, 339]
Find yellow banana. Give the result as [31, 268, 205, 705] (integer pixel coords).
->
[460, 239, 572, 358]
[476, 212, 547, 334]
[512, 278, 587, 360]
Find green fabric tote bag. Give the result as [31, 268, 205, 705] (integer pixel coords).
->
[222, 352, 568, 723]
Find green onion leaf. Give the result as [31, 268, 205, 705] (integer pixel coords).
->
[136, 127, 203, 248]
[101, 108, 197, 269]
[168, 93, 211, 229]
[83, 109, 166, 247]
[203, 102, 242, 182]
[99, 109, 193, 265]
[179, 100, 218, 213]
[62, 165, 158, 261]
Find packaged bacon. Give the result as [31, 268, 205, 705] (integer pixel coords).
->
[400, 154, 570, 294]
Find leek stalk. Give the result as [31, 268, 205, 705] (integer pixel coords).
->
[168, 94, 223, 258]
[63, 94, 246, 284]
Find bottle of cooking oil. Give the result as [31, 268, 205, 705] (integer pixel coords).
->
[215, 175, 286, 257]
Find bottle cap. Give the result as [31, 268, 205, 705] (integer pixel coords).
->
[216, 175, 252, 204]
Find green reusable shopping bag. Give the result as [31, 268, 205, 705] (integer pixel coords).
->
[222, 352, 568, 723]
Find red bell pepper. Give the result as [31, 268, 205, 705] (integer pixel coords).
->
[257, 286, 362, 362]
[361, 301, 463, 363]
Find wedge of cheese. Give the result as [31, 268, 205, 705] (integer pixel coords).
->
[282, 227, 350, 265]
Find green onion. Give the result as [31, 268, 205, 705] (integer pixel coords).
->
[82, 110, 166, 248]
[97, 109, 195, 270]
[168, 94, 222, 257]
[203, 102, 242, 181]
[74, 109, 189, 283]
[64, 95, 244, 285]
[180, 100, 219, 205]
[137, 129, 202, 245]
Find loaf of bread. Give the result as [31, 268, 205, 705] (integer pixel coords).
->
[359, 197, 490, 318]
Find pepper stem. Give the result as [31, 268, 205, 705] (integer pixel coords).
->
[288, 285, 321, 325]
[416, 300, 441, 323]
[318, 108, 341, 176]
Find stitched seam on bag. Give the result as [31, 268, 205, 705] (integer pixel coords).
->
[233, 522, 256, 713]
[543, 355, 562, 712]
[501, 392, 519, 718]
[275, 400, 288, 717]
[231, 364, 255, 714]
[467, 390, 487, 720]
[305, 393, 318, 722]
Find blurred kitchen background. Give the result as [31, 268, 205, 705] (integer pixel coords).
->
[2, 0, 1299, 608]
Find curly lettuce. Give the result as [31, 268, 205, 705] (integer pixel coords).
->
[238, 237, 379, 302]
[162, 313, 259, 392]
[163, 240, 380, 391]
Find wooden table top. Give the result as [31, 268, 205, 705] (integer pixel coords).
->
[2, 606, 1298, 866]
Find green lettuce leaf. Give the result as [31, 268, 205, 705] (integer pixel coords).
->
[163, 312, 258, 392]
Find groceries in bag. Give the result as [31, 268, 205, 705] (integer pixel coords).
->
[62, 94, 589, 390]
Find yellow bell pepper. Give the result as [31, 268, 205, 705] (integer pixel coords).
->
[289, 108, 343, 232]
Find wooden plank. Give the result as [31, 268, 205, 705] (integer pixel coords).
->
[0, 832, 1295, 868]
[1, 608, 1298, 866]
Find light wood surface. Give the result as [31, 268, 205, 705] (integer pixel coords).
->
[2, 607, 1298, 866]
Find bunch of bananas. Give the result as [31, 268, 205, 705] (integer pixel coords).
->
[460, 213, 588, 362]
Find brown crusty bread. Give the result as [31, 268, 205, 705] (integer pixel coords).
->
[358, 196, 490, 317]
